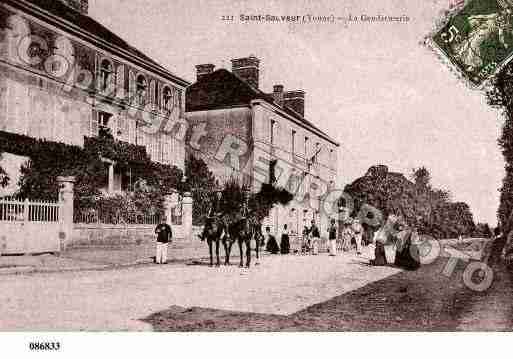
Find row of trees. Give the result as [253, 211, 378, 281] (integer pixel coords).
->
[487, 63, 513, 233]
[344, 165, 484, 238]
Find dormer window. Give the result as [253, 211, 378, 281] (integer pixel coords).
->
[163, 86, 172, 111]
[136, 74, 147, 104]
[100, 59, 113, 93]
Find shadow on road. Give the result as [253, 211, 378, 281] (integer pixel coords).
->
[142, 255, 513, 331]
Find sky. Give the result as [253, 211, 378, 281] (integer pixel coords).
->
[89, 0, 505, 225]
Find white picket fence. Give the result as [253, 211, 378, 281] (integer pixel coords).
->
[0, 196, 60, 222]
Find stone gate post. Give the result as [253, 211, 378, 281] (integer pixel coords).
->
[182, 192, 193, 241]
[57, 176, 75, 251]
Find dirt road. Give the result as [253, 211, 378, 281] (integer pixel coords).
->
[0, 252, 399, 331]
[2, 243, 511, 331]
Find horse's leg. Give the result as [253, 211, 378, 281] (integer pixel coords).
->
[238, 237, 244, 267]
[208, 238, 214, 267]
[224, 238, 231, 265]
[215, 238, 221, 266]
[229, 239, 234, 265]
[245, 237, 251, 268]
[255, 234, 260, 265]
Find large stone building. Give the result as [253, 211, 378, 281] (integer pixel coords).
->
[186, 56, 339, 236]
[0, 0, 189, 195]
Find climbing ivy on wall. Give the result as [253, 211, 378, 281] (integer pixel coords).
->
[0, 131, 183, 212]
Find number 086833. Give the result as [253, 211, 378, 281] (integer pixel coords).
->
[29, 342, 61, 351]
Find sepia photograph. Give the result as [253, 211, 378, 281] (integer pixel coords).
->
[0, 0, 512, 355]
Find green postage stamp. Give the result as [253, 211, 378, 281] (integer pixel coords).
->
[432, 0, 513, 86]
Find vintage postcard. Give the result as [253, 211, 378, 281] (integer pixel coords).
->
[0, 0, 512, 356]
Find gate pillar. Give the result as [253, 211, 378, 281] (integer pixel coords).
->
[182, 192, 193, 241]
[57, 176, 75, 252]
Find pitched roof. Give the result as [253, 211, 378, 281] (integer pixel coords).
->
[12, 0, 189, 87]
[186, 69, 339, 146]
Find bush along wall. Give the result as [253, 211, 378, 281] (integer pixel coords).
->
[0, 131, 183, 218]
[0, 152, 10, 189]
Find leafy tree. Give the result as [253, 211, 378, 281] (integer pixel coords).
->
[344, 165, 476, 238]
[184, 154, 218, 226]
[248, 183, 294, 222]
[487, 64, 513, 227]
[412, 167, 431, 190]
[213, 179, 293, 224]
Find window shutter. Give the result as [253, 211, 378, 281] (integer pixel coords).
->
[108, 65, 116, 96]
[150, 80, 156, 106]
[128, 70, 136, 104]
[154, 82, 159, 108]
[91, 109, 98, 137]
[116, 64, 125, 99]
[95, 55, 101, 92]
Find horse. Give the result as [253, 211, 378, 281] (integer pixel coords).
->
[202, 214, 228, 267]
[225, 214, 262, 268]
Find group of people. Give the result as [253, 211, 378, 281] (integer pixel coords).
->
[370, 214, 421, 270]
[261, 213, 423, 271]
[262, 218, 364, 257]
[153, 196, 423, 270]
[263, 224, 291, 254]
[262, 220, 324, 255]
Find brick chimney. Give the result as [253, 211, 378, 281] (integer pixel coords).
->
[272, 84, 284, 107]
[195, 64, 215, 82]
[231, 55, 260, 89]
[58, 0, 89, 14]
[284, 90, 305, 117]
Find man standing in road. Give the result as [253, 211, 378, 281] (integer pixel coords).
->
[352, 218, 364, 255]
[155, 218, 172, 264]
[310, 219, 320, 255]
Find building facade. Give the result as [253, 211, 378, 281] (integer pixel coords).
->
[0, 0, 189, 195]
[186, 56, 339, 236]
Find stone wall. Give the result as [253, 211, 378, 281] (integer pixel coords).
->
[70, 224, 201, 247]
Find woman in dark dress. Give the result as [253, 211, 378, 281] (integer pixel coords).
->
[280, 224, 290, 254]
[372, 215, 398, 266]
[264, 226, 280, 254]
[374, 241, 388, 266]
[394, 228, 420, 270]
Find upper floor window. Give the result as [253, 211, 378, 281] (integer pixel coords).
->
[136, 74, 147, 104]
[100, 59, 113, 93]
[163, 86, 173, 111]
